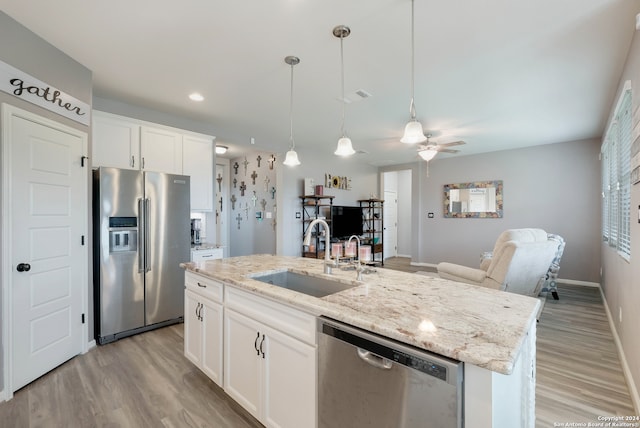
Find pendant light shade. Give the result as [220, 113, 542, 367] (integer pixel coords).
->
[283, 55, 301, 166]
[334, 136, 356, 156]
[401, 0, 427, 144]
[283, 149, 301, 165]
[401, 120, 427, 144]
[333, 25, 355, 157]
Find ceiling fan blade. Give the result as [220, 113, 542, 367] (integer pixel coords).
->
[436, 148, 460, 154]
[440, 140, 465, 147]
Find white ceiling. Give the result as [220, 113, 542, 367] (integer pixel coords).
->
[2, 0, 639, 165]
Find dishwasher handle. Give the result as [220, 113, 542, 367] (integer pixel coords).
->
[357, 348, 392, 370]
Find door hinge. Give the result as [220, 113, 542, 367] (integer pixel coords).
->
[81, 313, 85, 324]
[81, 155, 89, 167]
[81, 235, 85, 245]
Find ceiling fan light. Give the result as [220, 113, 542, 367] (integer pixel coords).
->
[283, 149, 301, 166]
[418, 148, 438, 161]
[418, 149, 438, 161]
[334, 136, 356, 156]
[401, 120, 427, 144]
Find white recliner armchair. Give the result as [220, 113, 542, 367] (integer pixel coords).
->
[437, 228, 559, 297]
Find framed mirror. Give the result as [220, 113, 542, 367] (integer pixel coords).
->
[443, 180, 503, 218]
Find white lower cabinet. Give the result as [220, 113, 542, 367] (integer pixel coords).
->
[184, 274, 224, 386]
[224, 288, 317, 428]
[184, 272, 317, 428]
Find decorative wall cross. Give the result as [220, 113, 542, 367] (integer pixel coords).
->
[260, 198, 267, 211]
[268, 154, 276, 170]
[233, 162, 239, 175]
[251, 170, 258, 185]
[263, 176, 270, 192]
[270, 186, 276, 199]
[233, 178, 237, 189]
[230, 194, 237, 210]
[216, 173, 223, 192]
[236, 213, 242, 229]
[271, 218, 277, 231]
[251, 191, 257, 207]
[219, 197, 223, 212]
[244, 203, 249, 220]
[256, 155, 262, 167]
[239, 181, 246, 196]
[242, 157, 249, 176]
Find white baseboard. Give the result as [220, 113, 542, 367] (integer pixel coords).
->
[600, 287, 640, 414]
[557, 278, 600, 288]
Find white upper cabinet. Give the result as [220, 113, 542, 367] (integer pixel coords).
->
[183, 135, 214, 212]
[92, 112, 140, 170]
[140, 126, 183, 174]
[92, 111, 215, 211]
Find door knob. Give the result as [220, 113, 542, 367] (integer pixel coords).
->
[16, 263, 31, 272]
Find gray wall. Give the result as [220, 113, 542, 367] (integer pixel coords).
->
[412, 139, 602, 283]
[0, 11, 92, 390]
[601, 27, 640, 408]
[228, 150, 277, 257]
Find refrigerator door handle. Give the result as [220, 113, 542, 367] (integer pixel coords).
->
[144, 198, 151, 272]
[137, 198, 145, 273]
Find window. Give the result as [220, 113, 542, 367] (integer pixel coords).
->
[601, 83, 632, 259]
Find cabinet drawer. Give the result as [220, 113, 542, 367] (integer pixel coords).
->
[185, 272, 223, 303]
[225, 286, 316, 345]
[191, 248, 223, 262]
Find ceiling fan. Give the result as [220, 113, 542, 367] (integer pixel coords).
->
[417, 134, 465, 161]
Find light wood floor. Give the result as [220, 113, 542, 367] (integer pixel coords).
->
[0, 257, 636, 427]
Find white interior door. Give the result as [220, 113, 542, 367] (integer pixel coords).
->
[383, 190, 398, 259]
[3, 105, 87, 394]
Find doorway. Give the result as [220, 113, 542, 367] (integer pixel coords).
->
[382, 170, 412, 260]
[2, 104, 88, 398]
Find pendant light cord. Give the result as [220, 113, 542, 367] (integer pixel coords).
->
[340, 32, 346, 137]
[409, 0, 417, 121]
[289, 62, 295, 149]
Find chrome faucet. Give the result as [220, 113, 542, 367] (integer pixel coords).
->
[303, 218, 334, 274]
[347, 235, 364, 280]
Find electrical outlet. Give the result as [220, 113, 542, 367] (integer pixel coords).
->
[619, 307, 622, 323]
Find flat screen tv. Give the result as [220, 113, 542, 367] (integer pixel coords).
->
[331, 206, 363, 239]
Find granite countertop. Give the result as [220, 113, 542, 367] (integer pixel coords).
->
[181, 254, 540, 375]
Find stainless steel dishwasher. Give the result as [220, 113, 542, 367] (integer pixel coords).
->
[318, 317, 463, 428]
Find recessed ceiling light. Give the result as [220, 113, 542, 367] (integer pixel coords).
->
[189, 92, 204, 102]
[215, 145, 228, 154]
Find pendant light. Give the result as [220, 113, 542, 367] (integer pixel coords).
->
[283, 56, 301, 166]
[400, 0, 427, 144]
[333, 25, 356, 157]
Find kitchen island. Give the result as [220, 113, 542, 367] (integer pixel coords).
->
[182, 254, 539, 428]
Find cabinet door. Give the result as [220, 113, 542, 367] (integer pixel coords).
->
[224, 308, 262, 420]
[140, 126, 183, 174]
[92, 113, 139, 169]
[262, 325, 317, 428]
[184, 290, 202, 367]
[201, 298, 223, 386]
[183, 135, 214, 211]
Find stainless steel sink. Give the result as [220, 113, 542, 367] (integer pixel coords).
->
[251, 271, 356, 297]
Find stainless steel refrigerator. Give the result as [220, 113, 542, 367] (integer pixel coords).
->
[93, 167, 190, 344]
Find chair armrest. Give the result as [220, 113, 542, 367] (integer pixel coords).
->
[437, 262, 487, 285]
